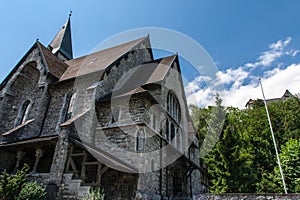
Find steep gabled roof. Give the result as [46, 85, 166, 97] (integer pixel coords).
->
[0, 41, 69, 91]
[38, 42, 69, 78]
[59, 36, 148, 82]
[99, 54, 178, 100]
[145, 55, 177, 85]
[49, 16, 73, 60]
[282, 89, 293, 98]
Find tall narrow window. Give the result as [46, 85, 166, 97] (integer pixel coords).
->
[110, 106, 120, 124]
[166, 92, 181, 148]
[171, 124, 175, 140]
[167, 92, 180, 122]
[15, 100, 31, 126]
[136, 129, 145, 152]
[151, 112, 157, 130]
[166, 119, 170, 141]
[66, 92, 77, 120]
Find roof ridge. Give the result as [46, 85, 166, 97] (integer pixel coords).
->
[66, 36, 147, 62]
[38, 42, 69, 78]
[60, 36, 148, 82]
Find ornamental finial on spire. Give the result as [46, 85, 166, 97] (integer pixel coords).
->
[69, 10, 72, 17]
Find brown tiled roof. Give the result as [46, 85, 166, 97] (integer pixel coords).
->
[38, 43, 69, 78]
[96, 54, 176, 102]
[70, 137, 137, 173]
[145, 55, 176, 84]
[105, 55, 176, 98]
[59, 37, 147, 82]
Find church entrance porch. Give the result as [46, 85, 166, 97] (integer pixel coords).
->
[65, 140, 138, 200]
[0, 136, 57, 175]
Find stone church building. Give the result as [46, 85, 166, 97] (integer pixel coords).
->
[0, 16, 208, 199]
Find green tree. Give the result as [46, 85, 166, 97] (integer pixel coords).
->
[0, 164, 46, 200]
[191, 95, 300, 193]
[0, 164, 29, 200]
[17, 181, 46, 200]
[201, 94, 229, 193]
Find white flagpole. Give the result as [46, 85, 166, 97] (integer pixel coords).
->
[259, 78, 288, 194]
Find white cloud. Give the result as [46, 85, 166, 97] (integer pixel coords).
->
[270, 37, 291, 50]
[184, 75, 212, 96]
[244, 37, 296, 68]
[185, 81, 200, 96]
[215, 67, 249, 88]
[185, 37, 300, 109]
[186, 64, 300, 108]
[186, 87, 215, 107]
[223, 63, 300, 108]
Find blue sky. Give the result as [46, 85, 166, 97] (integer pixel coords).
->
[0, 0, 299, 108]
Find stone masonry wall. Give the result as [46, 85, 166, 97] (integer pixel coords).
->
[0, 45, 56, 143]
[0, 63, 40, 133]
[42, 41, 152, 137]
[199, 194, 300, 200]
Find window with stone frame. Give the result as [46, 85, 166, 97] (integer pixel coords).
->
[14, 100, 31, 126]
[150, 111, 157, 131]
[166, 92, 182, 148]
[136, 129, 145, 152]
[66, 92, 77, 120]
[166, 119, 179, 148]
[167, 92, 180, 123]
[109, 106, 120, 124]
[166, 119, 170, 142]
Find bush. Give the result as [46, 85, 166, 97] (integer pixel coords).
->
[83, 188, 105, 200]
[0, 164, 46, 200]
[0, 164, 29, 200]
[17, 181, 46, 200]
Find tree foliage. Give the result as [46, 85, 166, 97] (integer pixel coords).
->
[0, 164, 46, 200]
[17, 181, 46, 200]
[190, 96, 300, 193]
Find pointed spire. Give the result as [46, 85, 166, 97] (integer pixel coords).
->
[49, 13, 73, 60]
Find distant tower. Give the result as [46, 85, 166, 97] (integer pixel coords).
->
[48, 13, 73, 60]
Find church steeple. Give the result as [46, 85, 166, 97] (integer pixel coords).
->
[49, 13, 73, 60]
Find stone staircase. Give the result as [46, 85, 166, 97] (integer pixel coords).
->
[62, 173, 90, 200]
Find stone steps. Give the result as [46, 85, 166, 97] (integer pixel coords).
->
[62, 173, 90, 200]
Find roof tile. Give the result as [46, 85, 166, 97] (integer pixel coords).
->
[59, 37, 147, 82]
[39, 43, 69, 78]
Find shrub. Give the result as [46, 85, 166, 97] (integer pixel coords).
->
[0, 164, 46, 200]
[0, 164, 29, 200]
[17, 181, 46, 200]
[83, 188, 105, 200]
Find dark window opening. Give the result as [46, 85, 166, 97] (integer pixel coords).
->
[15, 100, 31, 126]
[136, 130, 145, 152]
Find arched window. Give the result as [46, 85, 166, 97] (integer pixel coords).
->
[166, 92, 181, 148]
[167, 92, 180, 122]
[14, 100, 31, 126]
[66, 92, 77, 120]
